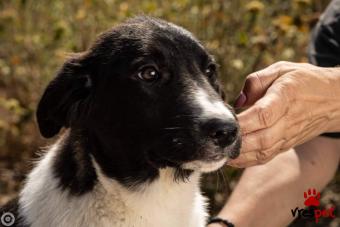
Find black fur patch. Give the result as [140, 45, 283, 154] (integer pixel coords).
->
[52, 131, 97, 195]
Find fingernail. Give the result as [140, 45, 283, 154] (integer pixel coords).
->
[234, 91, 246, 108]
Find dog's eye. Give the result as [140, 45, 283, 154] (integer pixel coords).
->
[137, 67, 159, 82]
[205, 64, 216, 78]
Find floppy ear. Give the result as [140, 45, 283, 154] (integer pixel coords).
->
[36, 57, 92, 138]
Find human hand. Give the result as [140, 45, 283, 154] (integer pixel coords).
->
[228, 61, 340, 168]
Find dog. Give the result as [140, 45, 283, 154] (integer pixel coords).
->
[0, 16, 241, 227]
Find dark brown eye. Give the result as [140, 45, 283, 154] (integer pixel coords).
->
[205, 64, 216, 78]
[137, 67, 159, 82]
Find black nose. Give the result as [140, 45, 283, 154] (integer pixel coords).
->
[201, 119, 239, 148]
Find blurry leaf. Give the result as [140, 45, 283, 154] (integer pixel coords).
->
[294, 0, 311, 6]
[0, 59, 11, 76]
[190, 5, 199, 15]
[237, 31, 249, 46]
[54, 20, 69, 41]
[10, 56, 21, 66]
[273, 15, 293, 32]
[282, 48, 295, 59]
[119, 2, 129, 12]
[245, 1, 264, 13]
[84, 0, 93, 8]
[0, 8, 17, 21]
[0, 120, 6, 130]
[206, 40, 219, 50]
[76, 8, 87, 20]
[202, 5, 211, 16]
[251, 35, 268, 46]
[231, 59, 244, 70]
[0, 98, 26, 117]
[143, 2, 157, 13]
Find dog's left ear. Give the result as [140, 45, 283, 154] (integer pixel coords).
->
[36, 56, 92, 138]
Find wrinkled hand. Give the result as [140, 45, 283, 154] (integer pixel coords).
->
[228, 61, 340, 168]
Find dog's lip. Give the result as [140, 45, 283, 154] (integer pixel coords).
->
[225, 136, 241, 159]
[203, 153, 227, 162]
[180, 156, 227, 172]
[144, 135, 241, 169]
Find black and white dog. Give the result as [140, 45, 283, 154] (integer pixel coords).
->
[0, 16, 240, 227]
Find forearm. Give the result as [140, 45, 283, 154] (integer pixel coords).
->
[211, 136, 340, 227]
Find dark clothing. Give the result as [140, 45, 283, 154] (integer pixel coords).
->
[309, 0, 340, 138]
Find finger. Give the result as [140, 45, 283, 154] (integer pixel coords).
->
[227, 139, 286, 168]
[281, 116, 329, 149]
[227, 151, 257, 168]
[240, 101, 323, 153]
[238, 91, 289, 135]
[235, 61, 295, 108]
[240, 104, 312, 153]
[240, 116, 287, 153]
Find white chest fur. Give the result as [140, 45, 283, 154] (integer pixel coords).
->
[18, 146, 208, 227]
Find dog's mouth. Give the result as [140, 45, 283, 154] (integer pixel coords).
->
[180, 137, 241, 173]
[145, 134, 241, 173]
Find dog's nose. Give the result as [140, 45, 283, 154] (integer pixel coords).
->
[201, 119, 239, 148]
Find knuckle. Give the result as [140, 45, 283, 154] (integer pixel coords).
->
[256, 148, 276, 164]
[256, 150, 269, 164]
[273, 61, 289, 68]
[244, 73, 262, 92]
[258, 133, 272, 150]
[246, 73, 260, 85]
[278, 79, 297, 102]
[258, 136, 268, 150]
[257, 106, 273, 127]
[246, 72, 258, 81]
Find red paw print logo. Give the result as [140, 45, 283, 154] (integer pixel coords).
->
[304, 188, 321, 207]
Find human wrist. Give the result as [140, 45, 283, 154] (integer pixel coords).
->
[212, 204, 253, 227]
[324, 67, 340, 132]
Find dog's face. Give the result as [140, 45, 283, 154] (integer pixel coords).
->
[37, 17, 240, 185]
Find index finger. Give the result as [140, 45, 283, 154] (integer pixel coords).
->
[237, 90, 288, 135]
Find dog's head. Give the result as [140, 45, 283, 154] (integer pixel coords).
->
[37, 16, 240, 184]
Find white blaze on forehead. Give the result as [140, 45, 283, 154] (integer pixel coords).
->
[194, 88, 234, 119]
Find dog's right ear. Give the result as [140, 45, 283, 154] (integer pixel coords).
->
[36, 56, 92, 138]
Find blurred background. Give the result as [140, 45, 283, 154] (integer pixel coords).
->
[0, 0, 339, 226]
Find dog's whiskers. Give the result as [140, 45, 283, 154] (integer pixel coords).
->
[216, 170, 220, 193]
[219, 168, 227, 188]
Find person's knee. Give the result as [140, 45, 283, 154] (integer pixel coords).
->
[296, 136, 340, 188]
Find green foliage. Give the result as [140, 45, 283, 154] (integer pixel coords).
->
[0, 0, 334, 219]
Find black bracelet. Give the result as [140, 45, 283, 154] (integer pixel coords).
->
[208, 217, 235, 227]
